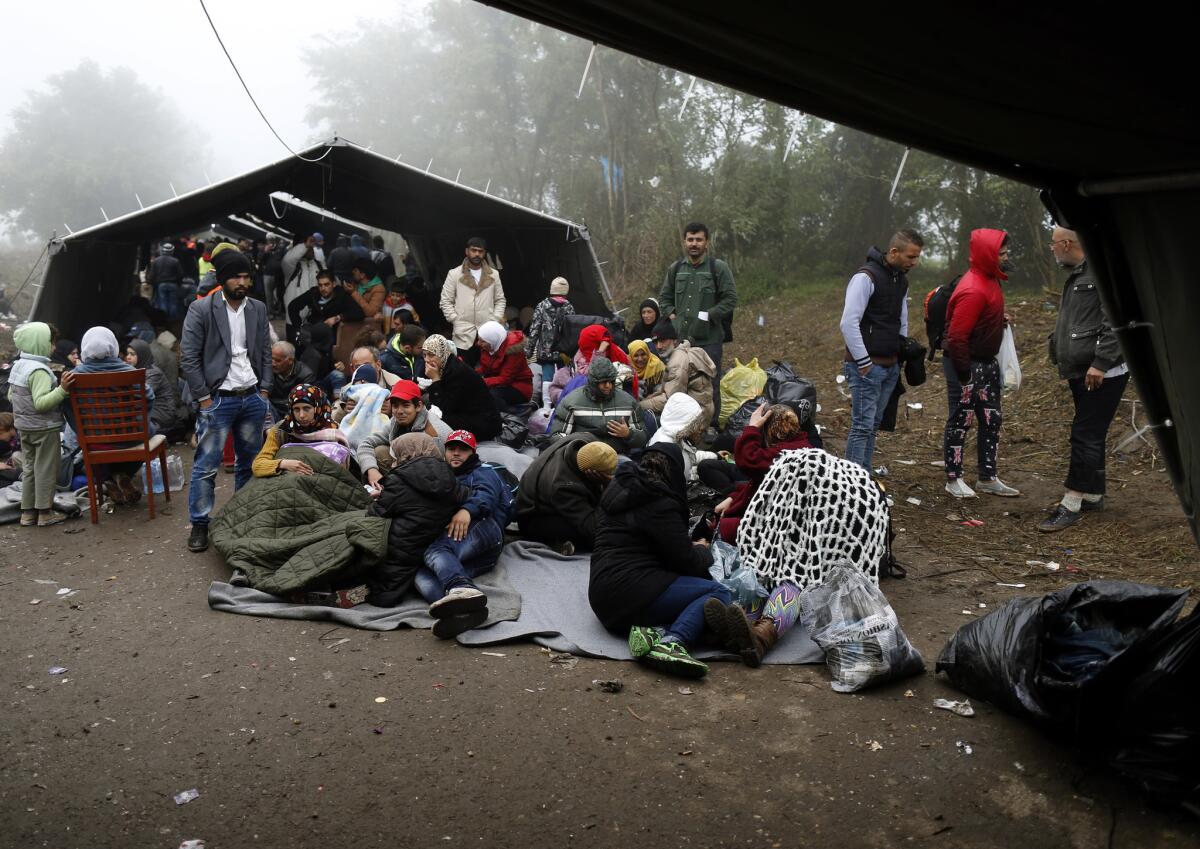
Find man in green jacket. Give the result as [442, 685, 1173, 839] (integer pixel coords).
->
[658, 222, 737, 427]
[551, 357, 646, 456]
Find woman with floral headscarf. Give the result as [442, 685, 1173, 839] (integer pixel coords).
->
[252, 384, 349, 476]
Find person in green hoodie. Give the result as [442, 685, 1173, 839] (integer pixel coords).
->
[7, 322, 75, 526]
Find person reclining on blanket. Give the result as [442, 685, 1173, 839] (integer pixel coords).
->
[416, 429, 512, 639]
[515, 434, 617, 555]
[589, 443, 727, 679]
[252, 384, 350, 477]
[358, 379, 452, 491]
[551, 356, 646, 456]
[366, 433, 469, 609]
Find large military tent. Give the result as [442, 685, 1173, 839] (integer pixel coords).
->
[32, 137, 611, 336]
[481, 1, 1200, 542]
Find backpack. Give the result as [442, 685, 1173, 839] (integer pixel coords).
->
[922, 274, 963, 361]
[670, 257, 735, 343]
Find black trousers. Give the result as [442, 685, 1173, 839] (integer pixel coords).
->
[1065, 372, 1129, 495]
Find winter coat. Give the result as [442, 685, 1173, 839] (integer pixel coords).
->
[515, 433, 606, 549]
[589, 444, 714, 631]
[658, 257, 738, 347]
[1049, 260, 1124, 379]
[627, 298, 661, 342]
[8, 322, 68, 432]
[527, 296, 575, 363]
[355, 410, 452, 475]
[477, 329, 533, 401]
[552, 384, 647, 455]
[454, 453, 514, 527]
[367, 456, 468, 606]
[268, 359, 317, 421]
[944, 228, 1008, 381]
[717, 424, 812, 541]
[427, 355, 502, 442]
[647, 392, 708, 481]
[639, 341, 716, 422]
[439, 261, 507, 350]
[281, 244, 324, 320]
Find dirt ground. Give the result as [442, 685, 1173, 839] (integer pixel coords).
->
[1, 287, 1198, 848]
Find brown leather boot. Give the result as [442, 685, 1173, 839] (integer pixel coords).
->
[741, 616, 779, 668]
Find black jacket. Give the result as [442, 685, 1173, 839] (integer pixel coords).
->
[287, 286, 362, 327]
[588, 444, 714, 631]
[1049, 261, 1124, 379]
[268, 360, 317, 420]
[427, 355, 502, 442]
[367, 456, 468, 606]
[516, 433, 606, 550]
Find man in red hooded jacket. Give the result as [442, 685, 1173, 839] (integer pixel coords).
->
[941, 229, 1021, 499]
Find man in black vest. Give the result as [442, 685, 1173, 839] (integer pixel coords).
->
[839, 228, 924, 472]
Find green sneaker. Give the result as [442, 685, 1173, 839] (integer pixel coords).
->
[628, 625, 663, 658]
[643, 640, 709, 679]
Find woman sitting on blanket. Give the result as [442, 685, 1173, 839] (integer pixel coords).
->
[589, 443, 728, 679]
[701, 402, 811, 668]
[366, 433, 468, 608]
[252, 384, 351, 477]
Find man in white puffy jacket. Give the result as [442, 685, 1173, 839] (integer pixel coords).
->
[439, 236, 506, 360]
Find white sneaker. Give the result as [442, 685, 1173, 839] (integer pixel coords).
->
[976, 478, 1021, 497]
[945, 479, 977, 498]
[428, 586, 487, 618]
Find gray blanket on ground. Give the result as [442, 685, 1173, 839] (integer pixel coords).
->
[0, 484, 87, 524]
[210, 539, 822, 663]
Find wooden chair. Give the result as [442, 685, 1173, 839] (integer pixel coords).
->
[68, 369, 170, 524]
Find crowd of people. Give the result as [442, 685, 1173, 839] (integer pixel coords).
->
[1, 217, 1128, 678]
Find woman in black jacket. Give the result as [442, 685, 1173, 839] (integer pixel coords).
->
[422, 334, 502, 442]
[367, 433, 468, 608]
[627, 298, 661, 342]
[589, 443, 729, 679]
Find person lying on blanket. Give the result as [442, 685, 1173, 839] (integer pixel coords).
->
[415, 429, 513, 639]
[589, 443, 727, 680]
[252, 384, 351, 477]
[366, 433, 469, 609]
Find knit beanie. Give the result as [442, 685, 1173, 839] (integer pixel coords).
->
[550, 277, 569, 296]
[212, 249, 252, 285]
[651, 320, 678, 341]
[575, 440, 617, 476]
[587, 355, 617, 386]
[351, 364, 378, 384]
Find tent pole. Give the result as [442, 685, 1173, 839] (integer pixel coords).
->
[889, 147, 911, 202]
[677, 76, 697, 120]
[576, 43, 597, 98]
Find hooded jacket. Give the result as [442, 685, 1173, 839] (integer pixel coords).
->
[639, 340, 716, 422]
[515, 433, 607, 549]
[439, 261, 507, 350]
[452, 452, 513, 527]
[551, 357, 647, 454]
[627, 298, 661, 341]
[477, 329, 533, 401]
[427, 354, 502, 442]
[368, 456, 468, 607]
[9, 322, 68, 431]
[944, 229, 1009, 380]
[589, 444, 714, 630]
[647, 392, 708, 481]
[527, 296, 575, 363]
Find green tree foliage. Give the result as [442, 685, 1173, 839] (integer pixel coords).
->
[0, 61, 207, 240]
[306, 1, 1053, 304]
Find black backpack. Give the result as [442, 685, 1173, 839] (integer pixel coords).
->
[922, 274, 963, 360]
[670, 257, 735, 343]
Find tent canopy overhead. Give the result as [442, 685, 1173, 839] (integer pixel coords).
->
[34, 137, 611, 338]
[478, 1, 1200, 541]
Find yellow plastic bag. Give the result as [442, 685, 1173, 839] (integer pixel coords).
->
[719, 357, 768, 426]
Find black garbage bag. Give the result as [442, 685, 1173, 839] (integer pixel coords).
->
[936, 581, 1188, 732]
[498, 402, 536, 449]
[552, 313, 628, 358]
[716, 360, 823, 451]
[1109, 606, 1200, 813]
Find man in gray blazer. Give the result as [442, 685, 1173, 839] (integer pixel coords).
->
[180, 249, 273, 552]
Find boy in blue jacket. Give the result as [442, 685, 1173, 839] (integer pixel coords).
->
[418, 429, 512, 638]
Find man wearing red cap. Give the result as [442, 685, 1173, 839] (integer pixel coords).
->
[356, 379, 452, 491]
[417, 429, 513, 639]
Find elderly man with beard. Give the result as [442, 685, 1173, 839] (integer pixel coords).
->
[552, 356, 647, 456]
[181, 248, 273, 552]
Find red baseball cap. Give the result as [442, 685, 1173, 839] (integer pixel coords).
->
[445, 429, 477, 451]
[388, 380, 422, 402]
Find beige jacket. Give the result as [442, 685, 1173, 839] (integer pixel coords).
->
[439, 261, 507, 350]
[639, 341, 716, 423]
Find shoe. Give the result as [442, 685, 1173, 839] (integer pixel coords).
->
[428, 586, 487, 618]
[642, 640, 709, 679]
[945, 479, 977, 498]
[113, 473, 140, 504]
[725, 605, 779, 668]
[431, 608, 488, 639]
[104, 479, 128, 506]
[37, 510, 70, 527]
[1038, 504, 1082, 533]
[20, 511, 37, 527]
[703, 598, 734, 650]
[187, 524, 210, 552]
[1080, 496, 1105, 513]
[628, 625, 663, 658]
[976, 477, 1020, 497]
[222, 463, 235, 474]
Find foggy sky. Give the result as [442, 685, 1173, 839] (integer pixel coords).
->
[0, 0, 423, 182]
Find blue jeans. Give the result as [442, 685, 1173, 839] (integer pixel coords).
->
[188, 392, 268, 526]
[843, 360, 899, 472]
[154, 282, 184, 322]
[539, 361, 557, 385]
[416, 516, 505, 602]
[641, 576, 731, 648]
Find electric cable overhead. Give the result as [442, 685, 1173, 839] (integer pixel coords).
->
[197, 0, 331, 164]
